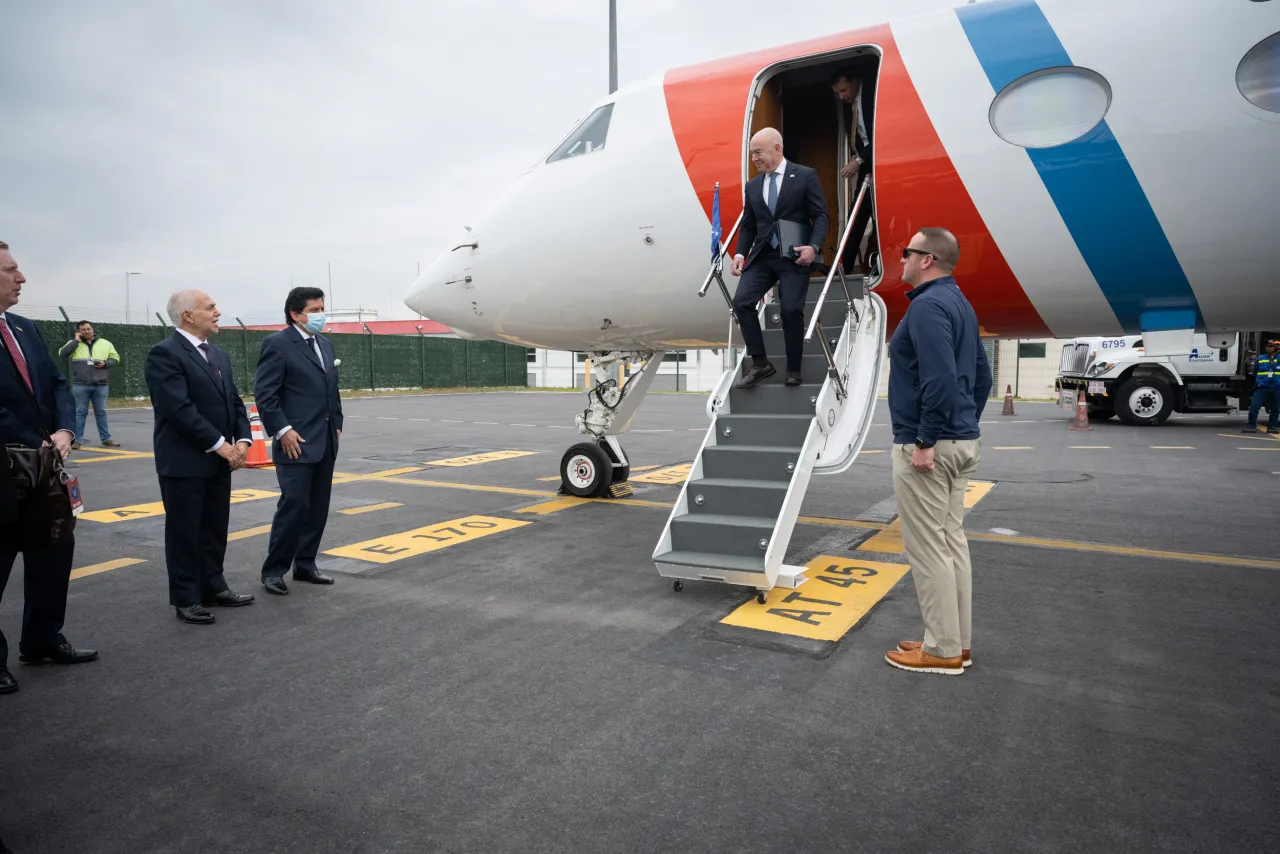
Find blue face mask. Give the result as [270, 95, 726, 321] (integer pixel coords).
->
[303, 312, 326, 334]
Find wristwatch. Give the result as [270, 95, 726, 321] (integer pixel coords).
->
[915, 439, 935, 450]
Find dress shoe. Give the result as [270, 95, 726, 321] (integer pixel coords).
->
[102, 439, 121, 447]
[0, 666, 17, 694]
[734, 362, 776, 389]
[71, 441, 81, 450]
[293, 569, 334, 585]
[175, 604, 215, 625]
[19, 642, 99, 664]
[785, 372, 803, 386]
[263, 577, 289, 595]
[884, 646, 964, 675]
[897, 640, 971, 668]
[202, 589, 255, 607]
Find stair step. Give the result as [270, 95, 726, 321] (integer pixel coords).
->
[729, 382, 823, 415]
[685, 477, 788, 519]
[763, 301, 849, 331]
[715, 413, 813, 445]
[669, 513, 777, 560]
[701, 445, 802, 482]
[653, 549, 766, 575]
[733, 356, 832, 387]
[761, 327, 840, 358]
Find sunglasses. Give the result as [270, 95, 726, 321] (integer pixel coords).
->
[902, 248, 933, 260]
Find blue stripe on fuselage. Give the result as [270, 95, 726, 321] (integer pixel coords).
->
[956, 0, 1204, 334]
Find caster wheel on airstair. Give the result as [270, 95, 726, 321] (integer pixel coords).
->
[560, 442, 612, 498]
[673, 580, 683, 593]
[756, 591, 767, 605]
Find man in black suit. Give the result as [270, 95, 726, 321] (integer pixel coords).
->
[144, 289, 255, 625]
[0, 240, 97, 696]
[254, 287, 343, 596]
[831, 68, 879, 273]
[730, 127, 830, 388]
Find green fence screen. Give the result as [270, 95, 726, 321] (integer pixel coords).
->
[29, 319, 529, 399]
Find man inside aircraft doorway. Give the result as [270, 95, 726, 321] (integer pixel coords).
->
[730, 127, 830, 389]
[830, 68, 878, 275]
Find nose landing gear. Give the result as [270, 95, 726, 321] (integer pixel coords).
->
[555, 349, 664, 499]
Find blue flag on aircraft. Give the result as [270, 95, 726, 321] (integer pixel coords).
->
[710, 182, 722, 262]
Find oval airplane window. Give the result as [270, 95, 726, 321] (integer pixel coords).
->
[1237, 32, 1280, 113]
[989, 66, 1112, 148]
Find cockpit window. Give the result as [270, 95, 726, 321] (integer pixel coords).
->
[547, 104, 614, 163]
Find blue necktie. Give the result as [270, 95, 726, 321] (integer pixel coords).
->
[767, 171, 779, 248]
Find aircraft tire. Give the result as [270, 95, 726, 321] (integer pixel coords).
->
[560, 442, 612, 497]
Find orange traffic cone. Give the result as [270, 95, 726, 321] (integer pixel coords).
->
[1001, 384, 1016, 416]
[1068, 391, 1092, 431]
[244, 404, 273, 467]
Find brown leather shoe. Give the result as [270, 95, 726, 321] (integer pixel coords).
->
[71, 442, 81, 450]
[897, 640, 971, 667]
[885, 646, 964, 675]
[102, 440, 121, 447]
[785, 372, 802, 386]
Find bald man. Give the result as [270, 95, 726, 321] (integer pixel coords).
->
[731, 128, 830, 387]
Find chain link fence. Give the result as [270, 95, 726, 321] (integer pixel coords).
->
[26, 315, 528, 399]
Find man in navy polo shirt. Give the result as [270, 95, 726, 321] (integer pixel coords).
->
[883, 227, 991, 676]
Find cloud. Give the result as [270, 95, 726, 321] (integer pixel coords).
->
[0, 0, 959, 323]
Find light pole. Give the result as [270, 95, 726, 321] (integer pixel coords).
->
[609, 0, 618, 94]
[124, 271, 142, 323]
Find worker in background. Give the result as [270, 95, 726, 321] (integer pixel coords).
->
[1244, 338, 1280, 434]
[58, 319, 120, 449]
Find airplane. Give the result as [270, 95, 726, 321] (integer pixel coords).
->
[405, 0, 1280, 595]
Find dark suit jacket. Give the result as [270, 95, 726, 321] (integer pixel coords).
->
[842, 71, 877, 166]
[735, 162, 830, 271]
[0, 312, 75, 448]
[144, 331, 250, 478]
[253, 326, 343, 466]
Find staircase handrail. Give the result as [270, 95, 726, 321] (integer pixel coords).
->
[804, 175, 870, 344]
[698, 211, 746, 312]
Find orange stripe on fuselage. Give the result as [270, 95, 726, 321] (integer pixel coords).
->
[662, 23, 1050, 338]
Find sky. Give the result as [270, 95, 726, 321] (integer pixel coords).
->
[1, 0, 963, 325]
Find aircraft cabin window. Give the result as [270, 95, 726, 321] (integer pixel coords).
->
[989, 66, 1112, 148]
[1237, 32, 1280, 113]
[547, 104, 614, 163]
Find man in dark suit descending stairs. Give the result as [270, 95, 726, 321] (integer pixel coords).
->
[730, 127, 830, 389]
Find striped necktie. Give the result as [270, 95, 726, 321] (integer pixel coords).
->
[0, 317, 33, 393]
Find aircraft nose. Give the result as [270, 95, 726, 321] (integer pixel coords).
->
[404, 241, 476, 331]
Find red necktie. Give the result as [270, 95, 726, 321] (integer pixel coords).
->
[0, 317, 32, 393]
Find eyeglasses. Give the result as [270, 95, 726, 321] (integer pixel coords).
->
[902, 248, 933, 260]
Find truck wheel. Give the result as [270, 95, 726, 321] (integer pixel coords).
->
[1114, 376, 1174, 426]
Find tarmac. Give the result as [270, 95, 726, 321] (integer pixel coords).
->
[2, 391, 1278, 853]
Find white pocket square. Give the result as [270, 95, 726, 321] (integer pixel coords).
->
[333, 358, 341, 367]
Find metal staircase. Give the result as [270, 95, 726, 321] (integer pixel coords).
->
[652, 178, 887, 600]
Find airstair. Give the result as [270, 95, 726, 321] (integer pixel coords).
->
[652, 179, 886, 600]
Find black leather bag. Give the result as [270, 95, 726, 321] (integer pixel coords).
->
[0, 333, 77, 547]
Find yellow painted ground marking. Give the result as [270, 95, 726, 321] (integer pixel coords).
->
[858, 449, 886, 455]
[339, 502, 403, 516]
[337, 466, 425, 481]
[80, 488, 277, 523]
[1239, 446, 1280, 451]
[375, 475, 553, 498]
[70, 557, 145, 580]
[517, 496, 591, 515]
[1220, 432, 1280, 442]
[796, 516, 884, 531]
[324, 514, 529, 564]
[228, 524, 274, 541]
[859, 520, 903, 554]
[425, 450, 538, 467]
[76, 445, 149, 456]
[964, 480, 996, 508]
[1069, 445, 1111, 450]
[993, 446, 1034, 450]
[630, 463, 692, 484]
[538, 463, 662, 482]
[720, 557, 910, 642]
[72, 451, 154, 463]
[966, 531, 1280, 571]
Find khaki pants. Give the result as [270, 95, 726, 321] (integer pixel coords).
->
[891, 439, 981, 659]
